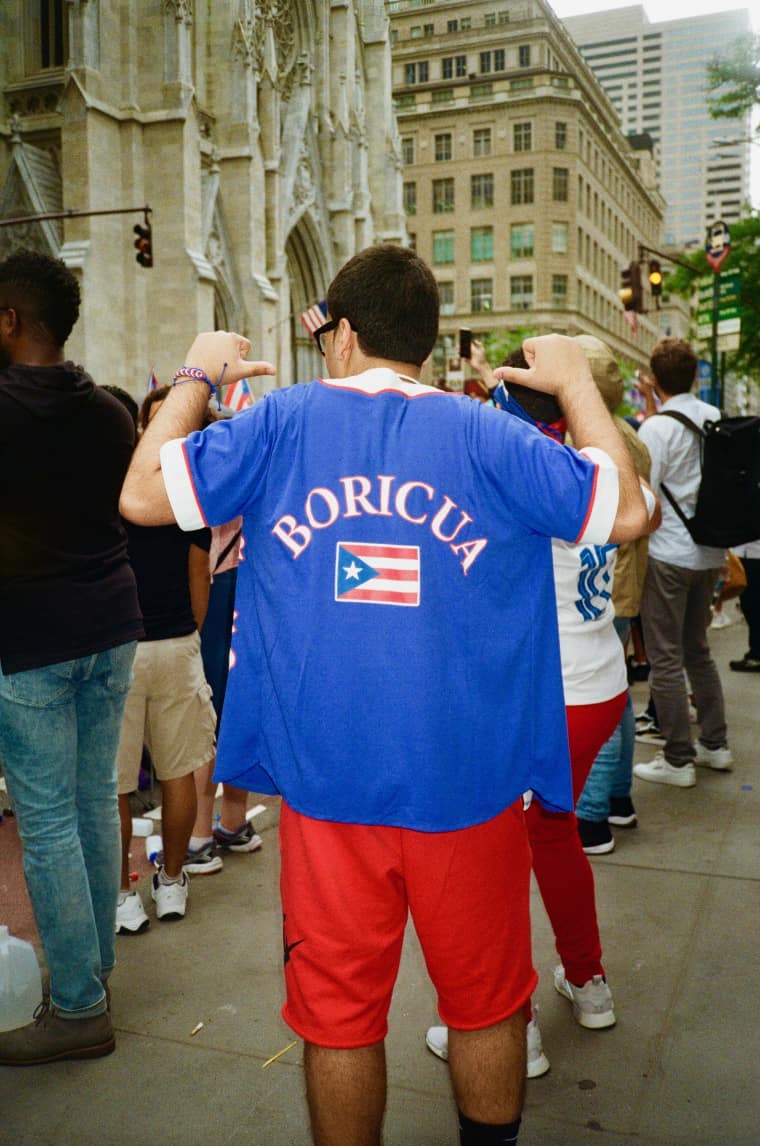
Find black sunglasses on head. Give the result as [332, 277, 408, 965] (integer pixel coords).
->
[312, 318, 339, 356]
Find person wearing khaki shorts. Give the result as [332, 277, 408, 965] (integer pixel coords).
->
[115, 387, 217, 931]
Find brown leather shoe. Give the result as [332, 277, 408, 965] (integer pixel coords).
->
[0, 1002, 115, 1065]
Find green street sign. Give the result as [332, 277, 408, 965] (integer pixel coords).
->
[697, 271, 741, 305]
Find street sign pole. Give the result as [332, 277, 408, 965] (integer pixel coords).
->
[711, 271, 720, 406]
[705, 220, 731, 409]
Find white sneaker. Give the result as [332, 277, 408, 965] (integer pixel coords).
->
[151, 870, 189, 921]
[694, 743, 733, 771]
[115, 890, 149, 934]
[553, 967, 615, 1029]
[634, 754, 696, 787]
[424, 1020, 550, 1079]
[709, 609, 732, 629]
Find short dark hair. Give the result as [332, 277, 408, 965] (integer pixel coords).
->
[650, 338, 696, 396]
[326, 244, 439, 367]
[139, 384, 171, 432]
[502, 348, 563, 424]
[102, 385, 139, 429]
[0, 248, 81, 347]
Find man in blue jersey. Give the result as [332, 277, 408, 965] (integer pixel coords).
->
[121, 245, 647, 1146]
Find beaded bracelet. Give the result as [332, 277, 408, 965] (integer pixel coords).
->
[172, 363, 227, 410]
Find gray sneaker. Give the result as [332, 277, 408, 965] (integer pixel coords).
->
[0, 1002, 115, 1065]
[553, 966, 616, 1029]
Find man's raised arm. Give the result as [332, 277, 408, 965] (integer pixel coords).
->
[496, 334, 648, 543]
[119, 332, 275, 526]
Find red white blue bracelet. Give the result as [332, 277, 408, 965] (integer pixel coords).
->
[172, 363, 227, 409]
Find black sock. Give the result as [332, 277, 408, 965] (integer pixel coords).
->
[458, 1111, 521, 1144]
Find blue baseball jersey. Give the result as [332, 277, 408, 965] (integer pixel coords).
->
[160, 368, 618, 830]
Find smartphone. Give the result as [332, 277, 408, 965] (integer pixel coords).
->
[459, 328, 472, 359]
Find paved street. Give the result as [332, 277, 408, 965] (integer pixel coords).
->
[0, 609, 757, 1145]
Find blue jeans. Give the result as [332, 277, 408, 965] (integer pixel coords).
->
[0, 643, 136, 1018]
[576, 619, 634, 823]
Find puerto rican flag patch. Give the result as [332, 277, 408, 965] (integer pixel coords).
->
[334, 542, 420, 607]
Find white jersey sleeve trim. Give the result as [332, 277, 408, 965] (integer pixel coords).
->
[160, 437, 207, 531]
[642, 481, 657, 520]
[575, 447, 619, 544]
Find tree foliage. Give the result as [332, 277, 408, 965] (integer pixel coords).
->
[706, 33, 760, 130]
[666, 212, 760, 377]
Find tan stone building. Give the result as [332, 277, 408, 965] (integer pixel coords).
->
[389, 0, 665, 378]
[0, 0, 405, 397]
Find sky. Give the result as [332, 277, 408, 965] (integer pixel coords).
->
[550, 0, 760, 209]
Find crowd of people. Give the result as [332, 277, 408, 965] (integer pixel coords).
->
[0, 245, 748, 1146]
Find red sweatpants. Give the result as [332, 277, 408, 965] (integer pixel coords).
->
[525, 692, 627, 987]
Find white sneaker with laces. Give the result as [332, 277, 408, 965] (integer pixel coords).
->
[634, 754, 696, 787]
[694, 743, 733, 771]
[553, 966, 615, 1029]
[151, 870, 189, 921]
[115, 890, 149, 934]
[424, 1018, 550, 1079]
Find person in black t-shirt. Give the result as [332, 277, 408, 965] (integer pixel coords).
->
[0, 249, 143, 1066]
[114, 388, 217, 931]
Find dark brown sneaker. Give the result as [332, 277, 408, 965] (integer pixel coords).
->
[0, 1002, 114, 1065]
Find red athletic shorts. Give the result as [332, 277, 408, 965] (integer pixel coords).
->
[279, 798, 536, 1049]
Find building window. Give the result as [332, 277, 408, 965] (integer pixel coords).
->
[395, 94, 416, 110]
[435, 133, 452, 162]
[461, 17, 472, 29]
[433, 178, 455, 213]
[485, 12, 497, 27]
[473, 128, 492, 157]
[551, 222, 568, 254]
[401, 137, 415, 166]
[494, 48, 505, 71]
[456, 55, 467, 77]
[513, 122, 532, 152]
[423, 23, 434, 37]
[553, 167, 569, 202]
[555, 122, 567, 150]
[511, 275, 534, 311]
[510, 78, 533, 91]
[518, 44, 531, 68]
[432, 89, 454, 104]
[510, 223, 534, 259]
[433, 230, 455, 265]
[552, 274, 568, 306]
[438, 281, 455, 315]
[471, 279, 493, 313]
[471, 83, 492, 100]
[40, 0, 68, 68]
[480, 51, 492, 74]
[411, 25, 423, 39]
[403, 182, 417, 216]
[471, 173, 494, 209]
[407, 232, 416, 252]
[471, 226, 494, 262]
[511, 168, 534, 205]
[447, 19, 458, 32]
[442, 57, 454, 79]
[404, 61, 429, 84]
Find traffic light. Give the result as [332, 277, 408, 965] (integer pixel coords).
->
[618, 262, 642, 312]
[648, 259, 663, 302]
[133, 221, 153, 268]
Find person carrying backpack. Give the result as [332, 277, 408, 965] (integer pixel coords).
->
[633, 338, 733, 789]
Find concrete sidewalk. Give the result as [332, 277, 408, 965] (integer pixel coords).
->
[0, 611, 757, 1144]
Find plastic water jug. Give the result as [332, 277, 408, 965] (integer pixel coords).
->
[145, 834, 163, 864]
[0, 926, 42, 1032]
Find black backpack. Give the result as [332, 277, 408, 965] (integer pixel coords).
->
[656, 410, 760, 549]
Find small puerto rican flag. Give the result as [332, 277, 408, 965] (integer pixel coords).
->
[335, 542, 420, 607]
[224, 377, 254, 412]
